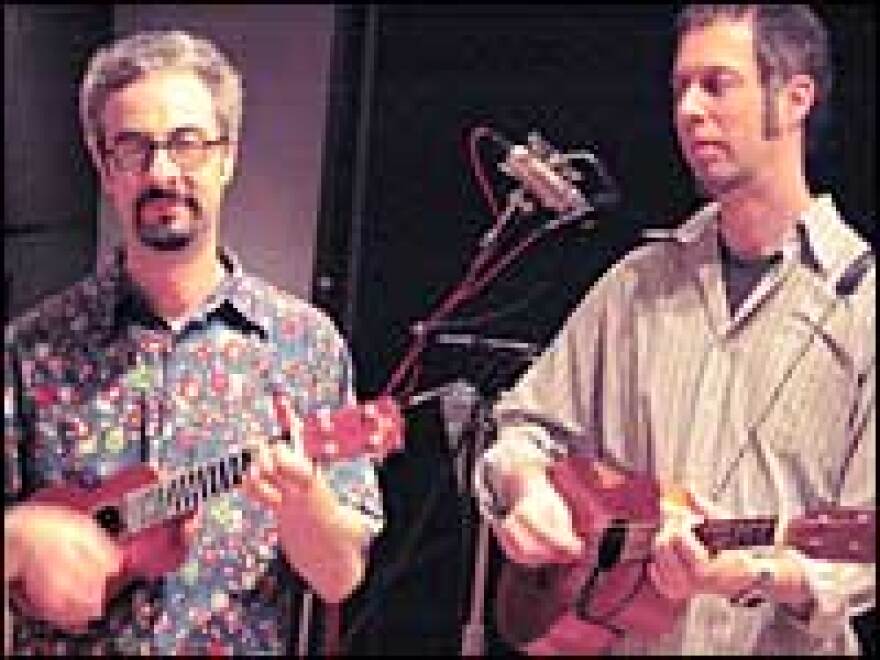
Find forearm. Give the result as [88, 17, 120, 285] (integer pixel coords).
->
[5, 512, 21, 584]
[5, 508, 24, 655]
[775, 551, 876, 637]
[275, 472, 371, 604]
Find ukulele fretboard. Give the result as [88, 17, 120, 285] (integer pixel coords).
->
[696, 517, 777, 552]
[123, 448, 253, 533]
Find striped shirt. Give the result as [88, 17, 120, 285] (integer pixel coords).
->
[478, 195, 875, 655]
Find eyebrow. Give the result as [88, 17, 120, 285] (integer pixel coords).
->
[670, 66, 747, 97]
[671, 64, 744, 86]
[109, 126, 208, 142]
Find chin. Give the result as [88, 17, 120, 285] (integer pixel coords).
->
[695, 169, 748, 199]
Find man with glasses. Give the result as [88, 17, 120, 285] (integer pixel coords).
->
[4, 30, 384, 654]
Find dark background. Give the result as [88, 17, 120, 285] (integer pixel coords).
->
[314, 5, 876, 655]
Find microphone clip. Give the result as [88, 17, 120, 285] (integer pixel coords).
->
[497, 130, 619, 224]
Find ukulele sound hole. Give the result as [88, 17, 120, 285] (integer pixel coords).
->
[94, 504, 126, 536]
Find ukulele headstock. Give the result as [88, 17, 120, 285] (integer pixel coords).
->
[785, 507, 876, 563]
[302, 395, 405, 462]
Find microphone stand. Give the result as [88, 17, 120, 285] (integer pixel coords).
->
[339, 126, 612, 654]
[416, 378, 493, 656]
[458, 392, 493, 656]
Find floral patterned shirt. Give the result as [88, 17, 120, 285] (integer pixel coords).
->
[4, 248, 385, 655]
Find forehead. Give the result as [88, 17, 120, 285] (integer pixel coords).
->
[673, 19, 758, 81]
[101, 68, 217, 137]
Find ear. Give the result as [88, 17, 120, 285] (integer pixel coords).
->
[85, 134, 114, 187]
[784, 73, 816, 128]
[219, 141, 238, 186]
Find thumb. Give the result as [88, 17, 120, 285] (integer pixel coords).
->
[271, 390, 303, 446]
[181, 508, 204, 545]
[685, 489, 729, 520]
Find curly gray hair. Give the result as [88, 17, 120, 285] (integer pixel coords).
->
[80, 30, 242, 152]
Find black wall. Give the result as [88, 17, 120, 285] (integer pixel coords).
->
[315, 5, 876, 655]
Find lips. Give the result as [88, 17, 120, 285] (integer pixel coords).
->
[687, 140, 729, 162]
[142, 198, 185, 212]
[690, 139, 726, 151]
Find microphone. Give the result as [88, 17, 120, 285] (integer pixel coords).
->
[493, 133, 588, 213]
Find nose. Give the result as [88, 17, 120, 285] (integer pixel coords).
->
[675, 83, 708, 126]
[144, 144, 183, 180]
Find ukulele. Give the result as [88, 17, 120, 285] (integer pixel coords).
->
[494, 455, 876, 655]
[11, 395, 404, 616]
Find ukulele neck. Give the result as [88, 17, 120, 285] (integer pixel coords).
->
[122, 447, 253, 533]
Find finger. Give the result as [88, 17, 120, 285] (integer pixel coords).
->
[670, 531, 702, 570]
[244, 442, 287, 505]
[669, 525, 712, 589]
[40, 505, 122, 577]
[505, 512, 582, 564]
[648, 557, 688, 602]
[269, 442, 315, 490]
[257, 441, 276, 476]
[53, 589, 104, 631]
[244, 440, 275, 487]
[685, 489, 729, 520]
[67, 526, 122, 580]
[494, 521, 558, 566]
[652, 524, 700, 601]
[511, 490, 584, 558]
[272, 391, 304, 444]
[241, 470, 284, 509]
[516, 512, 583, 559]
[649, 526, 692, 600]
[181, 509, 204, 544]
[24, 572, 105, 630]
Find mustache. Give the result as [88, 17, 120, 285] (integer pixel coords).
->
[135, 187, 201, 218]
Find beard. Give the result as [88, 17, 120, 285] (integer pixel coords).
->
[693, 167, 751, 199]
[685, 145, 752, 199]
[134, 187, 206, 252]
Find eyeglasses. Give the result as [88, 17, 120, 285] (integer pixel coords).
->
[102, 128, 229, 173]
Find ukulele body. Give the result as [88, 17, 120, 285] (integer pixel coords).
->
[495, 456, 686, 654]
[26, 463, 192, 603]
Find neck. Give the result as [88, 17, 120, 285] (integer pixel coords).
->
[125, 243, 224, 322]
[716, 151, 813, 258]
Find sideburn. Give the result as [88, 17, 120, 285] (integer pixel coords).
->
[761, 80, 782, 140]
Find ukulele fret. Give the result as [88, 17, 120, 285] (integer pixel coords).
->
[123, 448, 254, 533]
[697, 518, 777, 552]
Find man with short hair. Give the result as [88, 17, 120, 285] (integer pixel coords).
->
[4, 30, 384, 654]
[477, 5, 874, 654]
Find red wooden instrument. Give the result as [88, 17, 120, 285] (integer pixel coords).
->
[495, 456, 876, 654]
[13, 396, 404, 612]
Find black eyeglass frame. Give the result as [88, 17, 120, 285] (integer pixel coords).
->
[99, 128, 230, 174]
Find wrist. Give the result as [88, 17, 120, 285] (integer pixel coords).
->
[767, 553, 813, 609]
[728, 555, 813, 610]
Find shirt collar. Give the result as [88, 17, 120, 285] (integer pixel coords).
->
[97, 246, 270, 337]
[673, 194, 865, 280]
